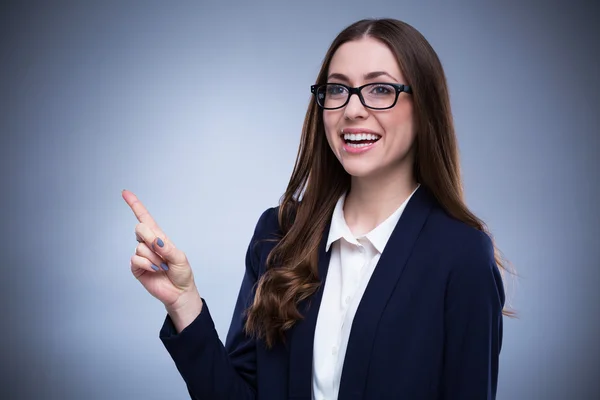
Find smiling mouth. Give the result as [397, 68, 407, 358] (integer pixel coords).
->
[341, 132, 382, 146]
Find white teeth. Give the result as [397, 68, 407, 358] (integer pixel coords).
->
[343, 133, 381, 141]
[347, 142, 372, 148]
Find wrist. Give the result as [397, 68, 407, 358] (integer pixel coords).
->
[166, 290, 203, 333]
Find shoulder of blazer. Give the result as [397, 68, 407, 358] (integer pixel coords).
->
[424, 204, 496, 271]
[253, 205, 282, 241]
[422, 199, 505, 317]
[246, 205, 283, 277]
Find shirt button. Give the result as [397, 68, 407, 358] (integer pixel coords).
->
[332, 346, 338, 355]
[358, 246, 365, 253]
[345, 296, 351, 304]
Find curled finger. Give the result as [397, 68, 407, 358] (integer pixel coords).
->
[136, 242, 169, 271]
[130, 254, 162, 273]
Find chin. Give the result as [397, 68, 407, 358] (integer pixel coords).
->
[340, 162, 378, 179]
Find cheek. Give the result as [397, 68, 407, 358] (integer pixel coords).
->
[387, 104, 415, 139]
[323, 111, 336, 130]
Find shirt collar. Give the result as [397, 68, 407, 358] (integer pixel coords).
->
[325, 184, 421, 253]
[364, 184, 420, 253]
[325, 191, 358, 252]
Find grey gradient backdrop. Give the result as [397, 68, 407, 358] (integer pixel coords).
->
[1, 1, 599, 399]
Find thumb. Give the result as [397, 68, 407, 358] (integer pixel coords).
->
[153, 236, 188, 267]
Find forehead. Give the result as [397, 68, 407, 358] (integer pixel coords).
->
[328, 37, 403, 82]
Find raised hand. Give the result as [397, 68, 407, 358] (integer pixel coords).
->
[123, 190, 202, 329]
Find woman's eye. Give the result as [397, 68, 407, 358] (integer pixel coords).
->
[370, 85, 393, 95]
[327, 85, 346, 95]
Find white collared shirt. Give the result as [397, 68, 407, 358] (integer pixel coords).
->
[311, 185, 420, 400]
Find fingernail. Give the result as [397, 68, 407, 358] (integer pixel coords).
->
[157, 238, 164, 248]
[161, 263, 169, 271]
[151, 264, 160, 271]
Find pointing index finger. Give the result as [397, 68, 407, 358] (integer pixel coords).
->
[122, 190, 165, 236]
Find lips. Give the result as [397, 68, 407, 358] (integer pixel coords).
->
[339, 128, 381, 154]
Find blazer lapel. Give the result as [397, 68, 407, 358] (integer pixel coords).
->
[288, 221, 332, 399]
[338, 186, 436, 399]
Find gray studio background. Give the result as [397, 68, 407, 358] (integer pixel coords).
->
[1, 1, 598, 399]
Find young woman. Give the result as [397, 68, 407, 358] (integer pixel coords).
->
[124, 18, 510, 399]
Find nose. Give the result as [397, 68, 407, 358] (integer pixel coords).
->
[343, 93, 369, 120]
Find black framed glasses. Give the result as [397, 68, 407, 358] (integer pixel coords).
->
[310, 82, 412, 110]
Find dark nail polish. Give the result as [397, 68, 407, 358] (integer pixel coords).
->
[157, 238, 164, 248]
[161, 263, 169, 271]
[151, 264, 160, 271]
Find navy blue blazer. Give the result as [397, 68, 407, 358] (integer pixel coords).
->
[160, 186, 505, 399]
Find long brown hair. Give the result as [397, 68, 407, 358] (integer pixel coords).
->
[245, 18, 515, 348]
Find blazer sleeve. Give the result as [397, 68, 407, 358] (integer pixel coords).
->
[158, 207, 275, 400]
[440, 231, 506, 399]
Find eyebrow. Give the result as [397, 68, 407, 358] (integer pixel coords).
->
[327, 71, 399, 83]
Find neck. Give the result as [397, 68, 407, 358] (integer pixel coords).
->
[343, 164, 418, 236]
